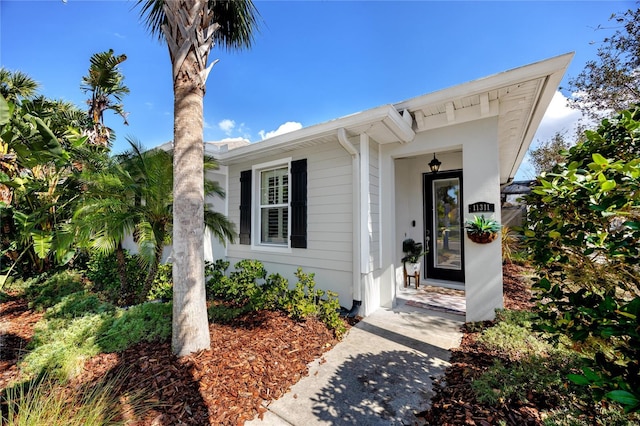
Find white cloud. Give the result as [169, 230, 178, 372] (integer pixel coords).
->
[218, 119, 235, 135]
[258, 121, 303, 140]
[113, 32, 125, 39]
[532, 91, 582, 143]
[515, 91, 584, 180]
[220, 137, 249, 143]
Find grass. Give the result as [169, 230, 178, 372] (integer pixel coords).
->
[1, 371, 153, 426]
[470, 308, 639, 425]
[17, 276, 172, 380]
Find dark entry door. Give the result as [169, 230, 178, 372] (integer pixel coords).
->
[424, 171, 465, 282]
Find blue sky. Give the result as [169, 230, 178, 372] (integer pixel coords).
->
[0, 0, 634, 179]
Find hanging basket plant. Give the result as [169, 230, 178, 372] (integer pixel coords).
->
[465, 215, 500, 244]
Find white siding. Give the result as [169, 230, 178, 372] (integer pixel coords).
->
[226, 140, 354, 304]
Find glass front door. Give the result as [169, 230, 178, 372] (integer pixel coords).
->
[424, 171, 464, 282]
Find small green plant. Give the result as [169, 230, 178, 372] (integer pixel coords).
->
[401, 238, 427, 264]
[464, 215, 501, 235]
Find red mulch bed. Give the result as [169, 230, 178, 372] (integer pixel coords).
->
[2, 263, 535, 425]
[1, 295, 344, 425]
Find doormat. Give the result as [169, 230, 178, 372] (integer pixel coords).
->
[405, 292, 466, 316]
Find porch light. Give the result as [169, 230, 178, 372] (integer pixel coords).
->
[429, 153, 441, 174]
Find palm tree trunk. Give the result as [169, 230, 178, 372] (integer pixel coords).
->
[171, 53, 210, 356]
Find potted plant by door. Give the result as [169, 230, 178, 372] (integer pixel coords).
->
[402, 238, 428, 288]
[464, 215, 501, 244]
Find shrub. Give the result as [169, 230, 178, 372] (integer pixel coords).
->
[281, 268, 346, 338]
[85, 250, 145, 304]
[208, 259, 266, 308]
[146, 263, 172, 301]
[524, 107, 640, 413]
[97, 302, 171, 353]
[205, 259, 230, 299]
[24, 271, 85, 311]
[44, 291, 115, 320]
[207, 260, 347, 338]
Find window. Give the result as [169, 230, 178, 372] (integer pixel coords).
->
[260, 166, 289, 245]
[239, 159, 306, 249]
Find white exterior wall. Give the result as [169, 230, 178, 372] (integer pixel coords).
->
[381, 117, 503, 321]
[226, 140, 354, 306]
[462, 119, 503, 322]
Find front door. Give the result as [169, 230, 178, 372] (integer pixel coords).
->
[424, 171, 464, 282]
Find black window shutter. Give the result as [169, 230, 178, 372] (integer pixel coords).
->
[239, 170, 252, 245]
[290, 159, 307, 248]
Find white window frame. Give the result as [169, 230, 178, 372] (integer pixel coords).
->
[251, 158, 292, 253]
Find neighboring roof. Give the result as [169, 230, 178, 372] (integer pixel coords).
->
[206, 140, 251, 153]
[501, 180, 535, 194]
[217, 53, 573, 184]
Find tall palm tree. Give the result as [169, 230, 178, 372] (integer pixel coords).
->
[136, 0, 258, 356]
[75, 139, 236, 303]
[80, 50, 129, 147]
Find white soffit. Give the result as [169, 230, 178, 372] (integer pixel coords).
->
[395, 52, 574, 183]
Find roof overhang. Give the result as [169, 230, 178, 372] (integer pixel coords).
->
[395, 53, 574, 184]
[217, 104, 414, 165]
[217, 53, 573, 181]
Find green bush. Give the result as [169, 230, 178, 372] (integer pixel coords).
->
[97, 302, 171, 353]
[24, 271, 86, 311]
[205, 259, 230, 299]
[146, 263, 172, 301]
[207, 260, 346, 338]
[85, 250, 145, 303]
[281, 268, 346, 338]
[44, 291, 115, 320]
[524, 107, 640, 413]
[208, 259, 266, 308]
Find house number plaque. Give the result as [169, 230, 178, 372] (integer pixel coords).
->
[469, 202, 495, 213]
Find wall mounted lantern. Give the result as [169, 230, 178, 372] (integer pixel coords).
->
[429, 153, 441, 174]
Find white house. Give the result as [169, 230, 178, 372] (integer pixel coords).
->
[203, 53, 573, 322]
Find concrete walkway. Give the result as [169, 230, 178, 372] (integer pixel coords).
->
[246, 297, 464, 425]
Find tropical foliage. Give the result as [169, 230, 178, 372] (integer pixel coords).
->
[80, 49, 129, 147]
[74, 139, 236, 302]
[524, 107, 640, 413]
